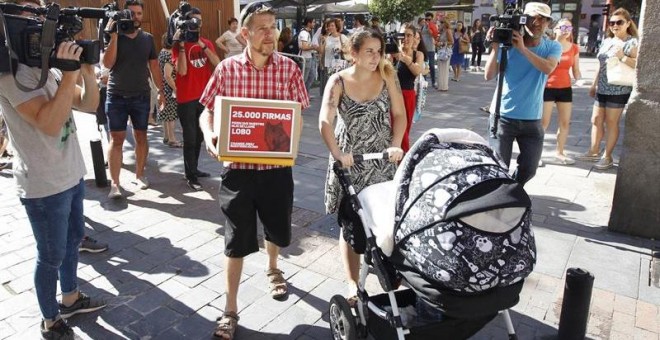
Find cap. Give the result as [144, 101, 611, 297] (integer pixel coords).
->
[523, 2, 553, 19]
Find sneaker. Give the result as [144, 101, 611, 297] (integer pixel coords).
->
[554, 154, 576, 165]
[594, 156, 614, 170]
[135, 177, 150, 190]
[41, 318, 74, 340]
[59, 292, 106, 319]
[576, 151, 601, 162]
[107, 185, 121, 199]
[79, 236, 108, 253]
[187, 179, 203, 191]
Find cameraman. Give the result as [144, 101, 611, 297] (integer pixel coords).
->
[484, 2, 561, 185]
[0, 1, 106, 337]
[172, 7, 219, 191]
[102, 0, 164, 199]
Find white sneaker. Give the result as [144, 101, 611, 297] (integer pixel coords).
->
[135, 177, 150, 190]
[108, 185, 121, 199]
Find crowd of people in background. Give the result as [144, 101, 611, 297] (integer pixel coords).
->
[0, 0, 641, 338]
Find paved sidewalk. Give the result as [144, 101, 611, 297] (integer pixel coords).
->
[0, 56, 658, 340]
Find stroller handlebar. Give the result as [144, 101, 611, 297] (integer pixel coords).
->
[333, 152, 389, 171]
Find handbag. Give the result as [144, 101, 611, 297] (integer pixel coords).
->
[606, 57, 635, 86]
[437, 46, 452, 61]
[459, 37, 470, 54]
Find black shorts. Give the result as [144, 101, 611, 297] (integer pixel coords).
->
[543, 87, 572, 103]
[595, 93, 631, 109]
[218, 167, 294, 258]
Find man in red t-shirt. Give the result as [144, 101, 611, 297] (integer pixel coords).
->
[171, 7, 220, 191]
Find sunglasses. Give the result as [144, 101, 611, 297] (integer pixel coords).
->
[425, 18, 431, 21]
[609, 20, 626, 26]
[240, 2, 272, 26]
[558, 25, 572, 32]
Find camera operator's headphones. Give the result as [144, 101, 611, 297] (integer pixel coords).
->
[0, 4, 64, 91]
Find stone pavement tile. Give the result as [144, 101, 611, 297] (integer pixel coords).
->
[0, 319, 16, 339]
[633, 327, 660, 340]
[279, 230, 336, 268]
[127, 307, 183, 338]
[0, 291, 35, 320]
[532, 227, 576, 278]
[156, 277, 190, 300]
[612, 310, 636, 334]
[592, 288, 616, 316]
[287, 269, 326, 294]
[614, 293, 638, 315]
[126, 286, 175, 316]
[169, 285, 218, 316]
[566, 236, 641, 298]
[5, 273, 32, 295]
[587, 313, 612, 339]
[170, 305, 219, 339]
[303, 316, 330, 340]
[638, 258, 660, 306]
[235, 301, 279, 333]
[207, 281, 268, 312]
[261, 303, 323, 339]
[0, 253, 25, 271]
[635, 300, 659, 333]
[97, 304, 143, 332]
[304, 244, 344, 282]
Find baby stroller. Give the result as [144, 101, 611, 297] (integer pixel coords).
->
[328, 129, 536, 340]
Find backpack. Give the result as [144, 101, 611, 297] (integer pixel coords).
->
[284, 34, 300, 56]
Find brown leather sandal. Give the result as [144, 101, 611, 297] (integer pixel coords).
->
[214, 311, 239, 339]
[266, 268, 288, 300]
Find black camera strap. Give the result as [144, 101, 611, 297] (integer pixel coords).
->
[0, 5, 58, 91]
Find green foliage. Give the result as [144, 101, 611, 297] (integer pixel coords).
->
[612, 0, 642, 17]
[369, 0, 436, 25]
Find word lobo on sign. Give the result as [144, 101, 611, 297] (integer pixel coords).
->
[214, 97, 303, 166]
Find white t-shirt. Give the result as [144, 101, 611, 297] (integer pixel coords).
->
[0, 66, 86, 198]
[298, 30, 313, 59]
[323, 34, 348, 69]
[221, 30, 244, 57]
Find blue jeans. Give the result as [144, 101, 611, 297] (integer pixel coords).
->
[489, 117, 544, 185]
[426, 51, 436, 86]
[20, 180, 85, 320]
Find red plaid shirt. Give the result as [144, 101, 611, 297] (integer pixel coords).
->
[200, 50, 310, 170]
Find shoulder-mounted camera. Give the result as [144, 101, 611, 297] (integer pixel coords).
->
[489, 0, 528, 46]
[166, 1, 200, 44]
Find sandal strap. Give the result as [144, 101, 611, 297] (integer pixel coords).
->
[266, 269, 285, 283]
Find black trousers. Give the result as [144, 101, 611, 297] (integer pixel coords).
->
[471, 43, 485, 66]
[177, 100, 204, 180]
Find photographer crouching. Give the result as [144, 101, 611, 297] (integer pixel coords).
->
[484, 2, 561, 185]
[0, 0, 106, 338]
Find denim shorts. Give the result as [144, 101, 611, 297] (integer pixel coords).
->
[105, 93, 151, 131]
[595, 93, 631, 109]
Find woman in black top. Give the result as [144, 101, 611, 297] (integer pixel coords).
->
[393, 24, 425, 152]
[471, 19, 486, 71]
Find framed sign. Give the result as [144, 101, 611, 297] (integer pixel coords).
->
[214, 97, 302, 165]
[564, 3, 578, 11]
[464, 12, 472, 25]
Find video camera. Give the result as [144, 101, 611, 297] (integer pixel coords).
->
[101, 1, 136, 36]
[0, 3, 108, 74]
[166, 1, 200, 44]
[384, 31, 403, 54]
[489, 0, 527, 46]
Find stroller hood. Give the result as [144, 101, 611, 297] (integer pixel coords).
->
[391, 129, 536, 294]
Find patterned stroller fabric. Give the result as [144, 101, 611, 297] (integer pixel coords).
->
[392, 129, 536, 294]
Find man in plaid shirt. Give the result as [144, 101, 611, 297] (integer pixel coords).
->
[198, 2, 309, 338]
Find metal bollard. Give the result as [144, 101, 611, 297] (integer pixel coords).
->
[558, 268, 594, 339]
[90, 139, 109, 187]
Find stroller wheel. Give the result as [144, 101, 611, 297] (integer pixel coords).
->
[329, 295, 357, 340]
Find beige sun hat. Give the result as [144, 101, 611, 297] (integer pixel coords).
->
[523, 2, 553, 19]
